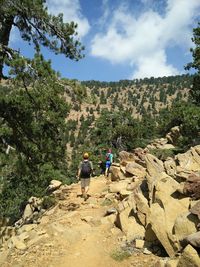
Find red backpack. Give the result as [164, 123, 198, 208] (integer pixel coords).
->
[106, 153, 110, 161]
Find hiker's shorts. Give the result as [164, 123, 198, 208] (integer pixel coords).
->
[81, 178, 90, 188]
[106, 161, 111, 169]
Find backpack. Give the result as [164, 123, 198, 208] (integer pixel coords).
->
[106, 153, 110, 161]
[80, 161, 92, 178]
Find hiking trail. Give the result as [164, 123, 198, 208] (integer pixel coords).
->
[1, 176, 159, 267]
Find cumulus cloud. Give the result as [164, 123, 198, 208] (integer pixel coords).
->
[47, 0, 90, 38]
[90, 0, 200, 78]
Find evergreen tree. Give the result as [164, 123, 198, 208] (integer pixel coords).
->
[0, 0, 84, 78]
[185, 23, 200, 105]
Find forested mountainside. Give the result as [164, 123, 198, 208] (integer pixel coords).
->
[1, 73, 200, 222]
[67, 74, 192, 119]
[63, 74, 194, 167]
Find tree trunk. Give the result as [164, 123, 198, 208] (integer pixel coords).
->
[0, 15, 14, 79]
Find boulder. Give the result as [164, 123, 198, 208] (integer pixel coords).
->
[118, 151, 135, 162]
[182, 231, 200, 248]
[47, 180, 62, 192]
[149, 202, 178, 257]
[177, 244, 200, 267]
[117, 206, 145, 241]
[166, 126, 181, 145]
[190, 200, 200, 220]
[110, 166, 125, 181]
[108, 180, 129, 193]
[164, 157, 177, 177]
[132, 188, 150, 226]
[173, 212, 198, 246]
[175, 145, 200, 172]
[125, 162, 146, 178]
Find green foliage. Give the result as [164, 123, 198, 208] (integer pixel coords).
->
[185, 22, 200, 106]
[42, 196, 57, 210]
[157, 101, 200, 147]
[110, 249, 131, 261]
[0, 54, 70, 221]
[149, 148, 176, 161]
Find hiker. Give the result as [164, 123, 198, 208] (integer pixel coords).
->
[77, 152, 93, 200]
[105, 148, 113, 177]
[98, 160, 106, 175]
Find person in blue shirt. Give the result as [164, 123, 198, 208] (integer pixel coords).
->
[105, 148, 113, 177]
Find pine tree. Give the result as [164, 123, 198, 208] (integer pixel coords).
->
[0, 0, 84, 78]
[185, 23, 200, 106]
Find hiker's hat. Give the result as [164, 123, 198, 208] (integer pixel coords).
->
[83, 152, 89, 159]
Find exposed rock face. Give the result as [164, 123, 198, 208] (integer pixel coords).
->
[113, 144, 200, 259]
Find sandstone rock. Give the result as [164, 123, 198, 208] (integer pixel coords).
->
[120, 165, 126, 174]
[110, 166, 124, 181]
[173, 212, 198, 246]
[190, 200, 200, 220]
[177, 244, 200, 267]
[166, 126, 181, 145]
[182, 231, 200, 248]
[149, 203, 178, 257]
[101, 214, 116, 225]
[125, 162, 146, 178]
[132, 188, 150, 226]
[135, 239, 144, 248]
[119, 151, 135, 161]
[143, 248, 152, 255]
[108, 180, 129, 193]
[175, 167, 194, 182]
[22, 204, 33, 220]
[164, 157, 177, 177]
[48, 179, 62, 191]
[117, 206, 145, 241]
[119, 189, 132, 198]
[165, 258, 179, 267]
[17, 224, 37, 235]
[175, 145, 200, 172]
[10, 236, 27, 250]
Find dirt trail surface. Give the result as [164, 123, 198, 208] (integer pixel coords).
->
[1, 176, 159, 267]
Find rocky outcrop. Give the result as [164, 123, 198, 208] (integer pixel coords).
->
[109, 144, 200, 262]
[1, 144, 200, 266]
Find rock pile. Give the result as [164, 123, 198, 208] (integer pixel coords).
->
[108, 145, 200, 266]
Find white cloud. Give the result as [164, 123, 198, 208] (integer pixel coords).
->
[47, 0, 90, 38]
[90, 0, 200, 78]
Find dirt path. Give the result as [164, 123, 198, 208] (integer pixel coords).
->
[1, 176, 159, 267]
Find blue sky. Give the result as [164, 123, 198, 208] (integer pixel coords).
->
[10, 0, 200, 82]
